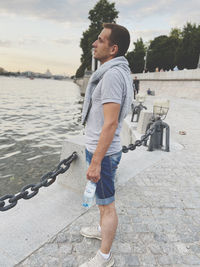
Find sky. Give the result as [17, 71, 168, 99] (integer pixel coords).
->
[0, 0, 199, 76]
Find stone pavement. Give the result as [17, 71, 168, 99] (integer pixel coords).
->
[17, 96, 200, 267]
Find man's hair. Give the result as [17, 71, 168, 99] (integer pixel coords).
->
[103, 23, 130, 57]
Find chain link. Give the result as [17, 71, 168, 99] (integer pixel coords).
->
[0, 152, 77, 212]
[122, 123, 156, 153]
[0, 124, 156, 211]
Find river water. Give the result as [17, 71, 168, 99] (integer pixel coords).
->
[0, 77, 83, 196]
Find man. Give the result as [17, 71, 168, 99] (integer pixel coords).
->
[133, 80, 136, 99]
[80, 23, 133, 267]
[133, 76, 139, 94]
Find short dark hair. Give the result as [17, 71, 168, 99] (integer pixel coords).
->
[103, 23, 130, 57]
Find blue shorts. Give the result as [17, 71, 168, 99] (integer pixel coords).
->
[85, 149, 122, 206]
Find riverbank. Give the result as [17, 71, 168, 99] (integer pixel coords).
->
[75, 68, 200, 100]
[13, 93, 200, 266]
[135, 68, 200, 100]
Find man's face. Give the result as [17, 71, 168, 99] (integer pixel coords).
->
[92, 28, 116, 64]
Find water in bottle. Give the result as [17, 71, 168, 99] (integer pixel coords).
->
[82, 181, 97, 208]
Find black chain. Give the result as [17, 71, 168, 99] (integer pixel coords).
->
[122, 123, 156, 153]
[0, 152, 77, 212]
[0, 123, 156, 211]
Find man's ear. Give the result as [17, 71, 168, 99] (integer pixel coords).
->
[110, 44, 118, 57]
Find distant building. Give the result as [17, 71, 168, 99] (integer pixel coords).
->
[44, 69, 52, 78]
[0, 67, 5, 74]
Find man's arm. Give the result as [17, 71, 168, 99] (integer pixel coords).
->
[86, 102, 120, 183]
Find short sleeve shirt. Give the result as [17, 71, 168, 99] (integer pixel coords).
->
[85, 68, 126, 156]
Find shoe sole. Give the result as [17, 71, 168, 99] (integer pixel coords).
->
[107, 258, 114, 267]
[80, 230, 102, 240]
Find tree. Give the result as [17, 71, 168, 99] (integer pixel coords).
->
[88, 0, 118, 30]
[126, 51, 134, 73]
[146, 34, 180, 71]
[170, 27, 181, 39]
[176, 22, 200, 69]
[146, 36, 167, 71]
[75, 0, 119, 77]
[126, 38, 145, 73]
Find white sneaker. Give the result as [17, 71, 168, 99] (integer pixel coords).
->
[80, 226, 102, 240]
[79, 250, 114, 267]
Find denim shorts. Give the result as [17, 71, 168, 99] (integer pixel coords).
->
[85, 149, 122, 206]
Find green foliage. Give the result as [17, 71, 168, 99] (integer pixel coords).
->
[176, 22, 200, 69]
[147, 22, 200, 71]
[77, 11, 200, 75]
[170, 28, 182, 39]
[126, 38, 145, 73]
[126, 51, 134, 72]
[127, 22, 200, 73]
[147, 35, 180, 71]
[75, 63, 87, 78]
[88, 0, 118, 29]
[76, 0, 119, 77]
[148, 36, 169, 71]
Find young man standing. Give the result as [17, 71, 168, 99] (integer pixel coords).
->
[80, 23, 133, 267]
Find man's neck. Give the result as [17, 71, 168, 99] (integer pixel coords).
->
[100, 56, 115, 65]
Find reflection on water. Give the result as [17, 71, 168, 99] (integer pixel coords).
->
[0, 77, 83, 196]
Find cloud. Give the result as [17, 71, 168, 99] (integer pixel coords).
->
[0, 37, 42, 48]
[115, 0, 139, 6]
[169, 0, 200, 27]
[133, 29, 169, 42]
[0, 0, 199, 29]
[116, 0, 200, 26]
[1, 0, 199, 75]
[115, 0, 171, 19]
[0, 0, 96, 23]
[138, 0, 175, 17]
[18, 37, 39, 46]
[52, 38, 72, 45]
[0, 40, 12, 47]
[0, 36, 75, 49]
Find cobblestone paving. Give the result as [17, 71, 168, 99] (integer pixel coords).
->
[17, 97, 200, 267]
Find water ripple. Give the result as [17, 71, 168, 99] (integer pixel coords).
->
[0, 77, 83, 195]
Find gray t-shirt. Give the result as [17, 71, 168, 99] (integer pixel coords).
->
[85, 68, 126, 156]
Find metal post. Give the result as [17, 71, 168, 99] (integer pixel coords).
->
[144, 49, 148, 72]
[144, 45, 149, 72]
[144, 119, 170, 152]
[131, 103, 147, 122]
[162, 121, 170, 152]
[197, 54, 200, 69]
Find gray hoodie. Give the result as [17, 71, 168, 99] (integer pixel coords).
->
[82, 56, 133, 126]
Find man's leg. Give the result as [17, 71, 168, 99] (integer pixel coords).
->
[99, 201, 118, 253]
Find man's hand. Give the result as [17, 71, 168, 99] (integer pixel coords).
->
[86, 161, 101, 183]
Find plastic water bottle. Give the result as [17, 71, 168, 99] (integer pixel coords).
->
[82, 181, 97, 208]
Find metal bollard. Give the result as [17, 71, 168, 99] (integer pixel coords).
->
[131, 103, 147, 122]
[144, 118, 170, 152]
